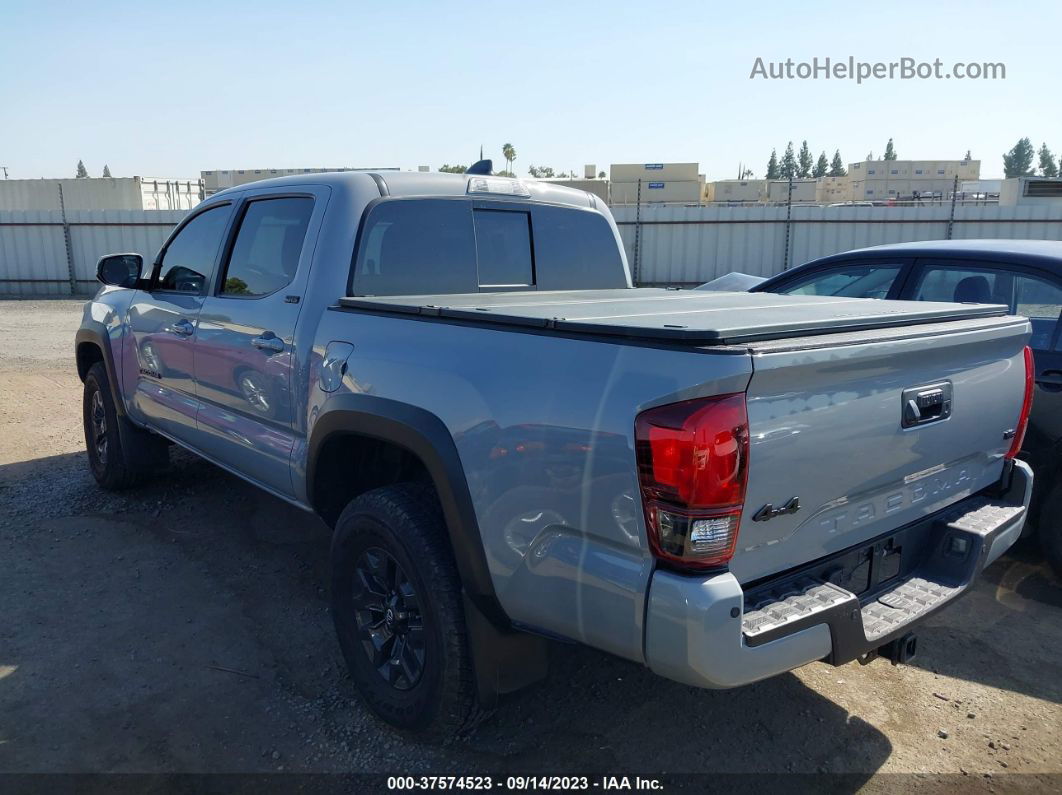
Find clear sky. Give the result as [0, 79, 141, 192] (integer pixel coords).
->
[2, 0, 1058, 181]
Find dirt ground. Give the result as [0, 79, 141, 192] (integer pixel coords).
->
[1, 298, 1060, 790]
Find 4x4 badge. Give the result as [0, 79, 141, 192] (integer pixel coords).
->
[752, 497, 801, 522]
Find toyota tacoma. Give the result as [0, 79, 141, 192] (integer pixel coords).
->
[77, 169, 1034, 736]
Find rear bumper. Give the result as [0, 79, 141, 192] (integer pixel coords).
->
[643, 460, 1032, 689]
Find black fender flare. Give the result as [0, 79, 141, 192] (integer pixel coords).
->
[307, 394, 509, 629]
[75, 325, 126, 417]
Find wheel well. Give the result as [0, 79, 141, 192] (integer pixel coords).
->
[76, 341, 104, 382]
[311, 433, 432, 527]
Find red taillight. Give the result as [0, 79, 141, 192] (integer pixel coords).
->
[1006, 346, 1035, 460]
[635, 393, 750, 570]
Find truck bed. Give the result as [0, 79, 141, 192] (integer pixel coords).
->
[338, 288, 1007, 345]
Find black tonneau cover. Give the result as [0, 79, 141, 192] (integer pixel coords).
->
[338, 288, 1008, 345]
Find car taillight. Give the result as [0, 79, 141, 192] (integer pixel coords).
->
[635, 393, 749, 570]
[1006, 346, 1035, 460]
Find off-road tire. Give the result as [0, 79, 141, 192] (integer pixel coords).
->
[82, 361, 167, 490]
[330, 483, 481, 738]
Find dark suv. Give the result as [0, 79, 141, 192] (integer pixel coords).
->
[756, 239, 1062, 573]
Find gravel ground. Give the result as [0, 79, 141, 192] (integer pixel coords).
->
[1, 298, 1060, 790]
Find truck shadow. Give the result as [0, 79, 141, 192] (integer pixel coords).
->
[0, 449, 1055, 778]
[471, 645, 891, 778]
[904, 550, 1062, 705]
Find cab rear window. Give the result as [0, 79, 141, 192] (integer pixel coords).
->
[350, 197, 626, 296]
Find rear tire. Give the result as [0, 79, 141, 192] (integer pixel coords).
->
[1039, 485, 1062, 577]
[82, 361, 167, 490]
[330, 483, 480, 738]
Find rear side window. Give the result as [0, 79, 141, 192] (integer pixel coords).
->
[221, 197, 314, 297]
[775, 263, 902, 299]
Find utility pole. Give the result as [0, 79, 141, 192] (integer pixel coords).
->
[783, 177, 795, 269]
[946, 174, 959, 240]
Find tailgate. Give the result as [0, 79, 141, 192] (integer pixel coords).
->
[731, 316, 1031, 583]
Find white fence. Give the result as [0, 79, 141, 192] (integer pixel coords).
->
[0, 209, 188, 295]
[3, 205, 1062, 296]
[612, 204, 1062, 285]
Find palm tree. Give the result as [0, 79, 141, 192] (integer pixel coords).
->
[501, 143, 516, 176]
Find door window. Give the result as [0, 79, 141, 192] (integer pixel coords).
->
[914, 265, 1062, 350]
[1014, 273, 1062, 350]
[912, 266, 1007, 305]
[156, 205, 231, 293]
[774, 263, 903, 299]
[220, 197, 315, 297]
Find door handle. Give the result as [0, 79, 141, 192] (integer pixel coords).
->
[168, 318, 195, 337]
[1037, 369, 1062, 391]
[252, 332, 285, 353]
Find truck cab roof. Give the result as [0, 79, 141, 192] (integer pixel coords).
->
[207, 170, 601, 210]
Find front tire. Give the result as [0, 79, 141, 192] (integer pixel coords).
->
[82, 361, 167, 490]
[330, 484, 479, 737]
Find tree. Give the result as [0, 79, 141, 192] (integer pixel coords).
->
[598, 171, 606, 179]
[884, 138, 897, 160]
[438, 164, 467, 173]
[102, 164, 112, 178]
[1003, 137, 1036, 177]
[829, 150, 847, 177]
[797, 140, 813, 178]
[76, 160, 88, 178]
[780, 142, 797, 180]
[866, 151, 874, 160]
[501, 143, 516, 175]
[765, 149, 780, 179]
[528, 164, 555, 178]
[1038, 143, 1058, 177]
[964, 149, 972, 161]
[813, 151, 829, 178]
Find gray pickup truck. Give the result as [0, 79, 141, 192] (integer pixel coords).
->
[78, 170, 1034, 736]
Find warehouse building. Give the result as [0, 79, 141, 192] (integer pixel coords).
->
[609, 162, 705, 205]
[704, 179, 767, 203]
[766, 179, 817, 203]
[0, 177, 202, 211]
[704, 159, 982, 204]
[816, 176, 851, 204]
[202, 167, 399, 195]
[999, 176, 1062, 206]
[846, 159, 980, 201]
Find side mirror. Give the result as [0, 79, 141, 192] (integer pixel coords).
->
[96, 253, 143, 288]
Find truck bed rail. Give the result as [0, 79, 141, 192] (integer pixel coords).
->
[338, 288, 1008, 345]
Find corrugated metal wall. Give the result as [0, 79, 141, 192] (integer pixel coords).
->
[0, 211, 70, 295]
[0, 210, 187, 295]
[3, 204, 1062, 295]
[613, 204, 1062, 285]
